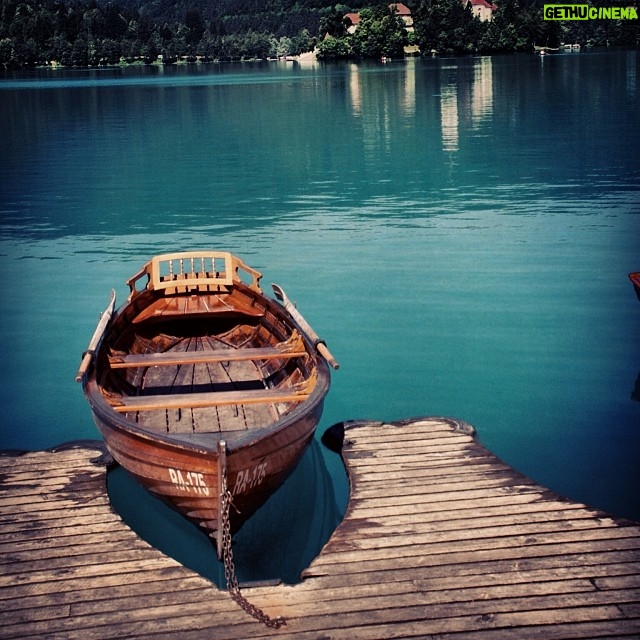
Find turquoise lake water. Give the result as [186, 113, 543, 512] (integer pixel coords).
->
[1, 51, 639, 583]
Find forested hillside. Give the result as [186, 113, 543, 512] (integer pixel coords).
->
[117, 0, 368, 30]
[0, 0, 637, 68]
[110, 0, 362, 42]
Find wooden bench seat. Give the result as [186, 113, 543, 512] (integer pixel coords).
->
[113, 387, 310, 412]
[131, 293, 265, 324]
[109, 347, 307, 369]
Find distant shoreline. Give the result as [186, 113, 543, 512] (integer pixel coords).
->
[12, 44, 635, 72]
[32, 50, 319, 70]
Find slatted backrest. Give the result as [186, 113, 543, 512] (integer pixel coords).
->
[151, 252, 235, 290]
[127, 251, 263, 299]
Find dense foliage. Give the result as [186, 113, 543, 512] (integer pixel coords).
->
[318, 0, 639, 58]
[0, 0, 638, 68]
[317, 4, 408, 58]
[0, 0, 328, 65]
[411, 0, 638, 54]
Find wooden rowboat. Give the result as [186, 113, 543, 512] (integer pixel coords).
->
[76, 251, 337, 557]
[630, 272, 640, 302]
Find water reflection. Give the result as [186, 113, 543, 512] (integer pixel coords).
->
[627, 50, 637, 99]
[440, 83, 459, 152]
[471, 56, 493, 129]
[345, 57, 497, 151]
[1, 52, 639, 533]
[402, 59, 416, 117]
[440, 57, 494, 153]
[349, 63, 362, 115]
[345, 57, 496, 156]
[3, 54, 637, 246]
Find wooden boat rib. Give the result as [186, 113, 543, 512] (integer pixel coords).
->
[76, 251, 336, 556]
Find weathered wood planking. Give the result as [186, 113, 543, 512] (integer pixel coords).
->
[1, 418, 639, 639]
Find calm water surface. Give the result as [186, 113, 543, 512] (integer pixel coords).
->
[1, 51, 639, 582]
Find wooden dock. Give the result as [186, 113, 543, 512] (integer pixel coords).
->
[1, 417, 639, 639]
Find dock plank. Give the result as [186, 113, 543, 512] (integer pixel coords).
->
[1, 419, 639, 639]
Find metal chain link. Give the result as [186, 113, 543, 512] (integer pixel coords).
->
[220, 476, 286, 629]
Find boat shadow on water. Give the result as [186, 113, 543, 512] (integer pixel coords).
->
[107, 435, 343, 587]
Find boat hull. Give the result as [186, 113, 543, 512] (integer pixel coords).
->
[630, 272, 640, 302]
[86, 376, 326, 537]
[78, 252, 333, 551]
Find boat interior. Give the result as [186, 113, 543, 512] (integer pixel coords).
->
[102, 294, 314, 443]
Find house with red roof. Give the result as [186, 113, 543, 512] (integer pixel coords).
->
[389, 3, 414, 29]
[345, 3, 414, 34]
[468, 0, 497, 21]
[345, 12, 361, 34]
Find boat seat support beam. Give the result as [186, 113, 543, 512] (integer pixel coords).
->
[113, 387, 311, 412]
[109, 347, 306, 369]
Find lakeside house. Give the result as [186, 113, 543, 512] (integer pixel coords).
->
[390, 2, 414, 29]
[345, 0, 494, 36]
[345, 3, 414, 34]
[468, 0, 497, 21]
[345, 12, 360, 34]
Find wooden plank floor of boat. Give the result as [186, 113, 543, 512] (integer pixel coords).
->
[1, 418, 639, 639]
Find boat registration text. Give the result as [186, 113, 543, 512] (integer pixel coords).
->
[233, 462, 267, 495]
[168, 468, 210, 495]
[167, 463, 267, 496]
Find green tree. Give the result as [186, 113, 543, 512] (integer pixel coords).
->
[241, 30, 273, 59]
[316, 33, 351, 59]
[83, 8, 105, 40]
[197, 29, 218, 59]
[487, 0, 534, 51]
[292, 28, 313, 54]
[184, 7, 205, 46]
[414, 0, 480, 54]
[98, 37, 121, 64]
[70, 35, 88, 66]
[219, 33, 242, 60]
[274, 35, 292, 57]
[139, 31, 161, 62]
[352, 5, 407, 58]
[50, 33, 73, 64]
[103, 3, 127, 40]
[319, 6, 348, 38]
[0, 37, 14, 66]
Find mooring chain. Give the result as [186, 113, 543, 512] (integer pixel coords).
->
[220, 477, 286, 629]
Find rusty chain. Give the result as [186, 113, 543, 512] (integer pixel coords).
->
[220, 476, 286, 629]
